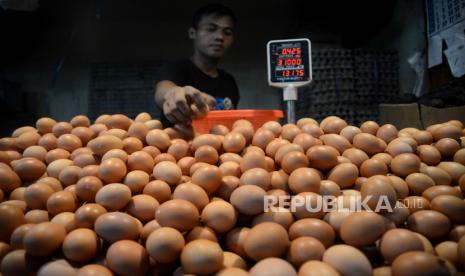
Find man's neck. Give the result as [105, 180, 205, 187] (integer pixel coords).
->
[191, 52, 219, 78]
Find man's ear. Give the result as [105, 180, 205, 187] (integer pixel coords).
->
[188, 27, 196, 39]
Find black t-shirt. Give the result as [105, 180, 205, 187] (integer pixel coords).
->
[155, 59, 240, 126]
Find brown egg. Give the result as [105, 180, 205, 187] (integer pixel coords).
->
[404, 172, 435, 195]
[320, 134, 351, 154]
[240, 150, 267, 172]
[173, 182, 209, 211]
[262, 121, 282, 136]
[386, 139, 413, 157]
[289, 192, 325, 220]
[0, 249, 42, 276]
[24, 210, 49, 223]
[270, 170, 289, 191]
[219, 161, 241, 177]
[306, 145, 339, 171]
[454, 148, 465, 166]
[277, 123, 299, 142]
[0, 166, 21, 195]
[214, 175, 240, 201]
[340, 211, 385, 246]
[58, 165, 81, 186]
[342, 148, 369, 168]
[281, 151, 309, 174]
[423, 185, 462, 202]
[70, 127, 94, 146]
[95, 183, 131, 211]
[194, 145, 218, 165]
[230, 185, 267, 216]
[298, 260, 340, 276]
[320, 117, 347, 135]
[240, 168, 271, 190]
[431, 194, 465, 224]
[432, 124, 461, 141]
[360, 175, 397, 212]
[73, 153, 97, 168]
[353, 133, 383, 155]
[11, 157, 45, 182]
[78, 264, 113, 276]
[62, 228, 99, 262]
[46, 191, 78, 215]
[106, 240, 149, 276]
[98, 157, 126, 183]
[338, 125, 360, 143]
[23, 222, 66, 256]
[126, 194, 159, 222]
[252, 207, 294, 230]
[146, 227, 185, 263]
[0, 204, 25, 243]
[359, 158, 388, 177]
[328, 163, 359, 189]
[301, 123, 324, 138]
[249, 257, 297, 276]
[23, 183, 54, 210]
[75, 176, 102, 202]
[292, 133, 317, 152]
[153, 161, 182, 185]
[435, 241, 458, 266]
[390, 153, 421, 177]
[15, 131, 40, 150]
[95, 212, 140, 242]
[243, 222, 289, 261]
[209, 124, 229, 135]
[166, 140, 189, 161]
[127, 151, 154, 173]
[360, 120, 379, 135]
[88, 135, 124, 157]
[10, 223, 34, 249]
[177, 156, 195, 175]
[78, 165, 99, 178]
[252, 128, 275, 150]
[265, 139, 289, 158]
[406, 210, 450, 239]
[122, 170, 149, 194]
[126, 122, 149, 141]
[403, 196, 430, 213]
[416, 145, 441, 165]
[122, 137, 143, 154]
[74, 203, 107, 229]
[186, 226, 218, 243]
[225, 227, 250, 258]
[379, 228, 424, 263]
[36, 117, 57, 134]
[143, 180, 171, 203]
[322, 244, 372, 276]
[319, 180, 341, 197]
[289, 218, 335, 248]
[420, 166, 452, 186]
[56, 134, 82, 153]
[391, 251, 450, 276]
[144, 119, 163, 130]
[376, 124, 398, 143]
[435, 138, 460, 157]
[437, 162, 465, 184]
[191, 165, 222, 194]
[37, 259, 77, 276]
[45, 148, 70, 164]
[201, 201, 237, 233]
[181, 239, 223, 275]
[22, 145, 47, 162]
[287, 236, 325, 267]
[221, 251, 247, 270]
[411, 130, 433, 145]
[51, 122, 73, 137]
[155, 199, 199, 232]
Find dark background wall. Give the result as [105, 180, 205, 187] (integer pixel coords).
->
[0, 0, 424, 135]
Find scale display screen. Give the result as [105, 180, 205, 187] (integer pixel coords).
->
[267, 39, 311, 84]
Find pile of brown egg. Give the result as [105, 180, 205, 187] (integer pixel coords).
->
[0, 113, 465, 276]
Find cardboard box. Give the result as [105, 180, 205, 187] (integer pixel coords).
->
[379, 103, 422, 129]
[420, 104, 465, 127]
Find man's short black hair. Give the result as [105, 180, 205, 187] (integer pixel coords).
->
[191, 3, 237, 29]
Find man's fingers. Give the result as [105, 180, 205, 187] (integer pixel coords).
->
[203, 94, 216, 109]
[171, 109, 191, 124]
[173, 92, 191, 117]
[186, 90, 207, 112]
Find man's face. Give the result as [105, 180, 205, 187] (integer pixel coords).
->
[190, 14, 234, 59]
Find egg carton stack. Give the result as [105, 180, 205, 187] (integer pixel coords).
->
[352, 49, 399, 124]
[296, 48, 399, 125]
[88, 62, 163, 121]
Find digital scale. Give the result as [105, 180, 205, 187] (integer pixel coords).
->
[267, 38, 312, 123]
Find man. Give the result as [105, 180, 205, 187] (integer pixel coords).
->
[154, 3, 239, 127]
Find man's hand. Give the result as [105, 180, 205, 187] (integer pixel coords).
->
[162, 85, 216, 124]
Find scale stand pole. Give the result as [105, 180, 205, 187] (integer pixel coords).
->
[283, 86, 298, 124]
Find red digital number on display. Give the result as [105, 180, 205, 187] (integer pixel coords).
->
[280, 47, 301, 55]
[281, 70, 304, 77]
[278, 59, 302, 66]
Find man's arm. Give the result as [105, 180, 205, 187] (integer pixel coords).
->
[154, 80, 215, 124]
